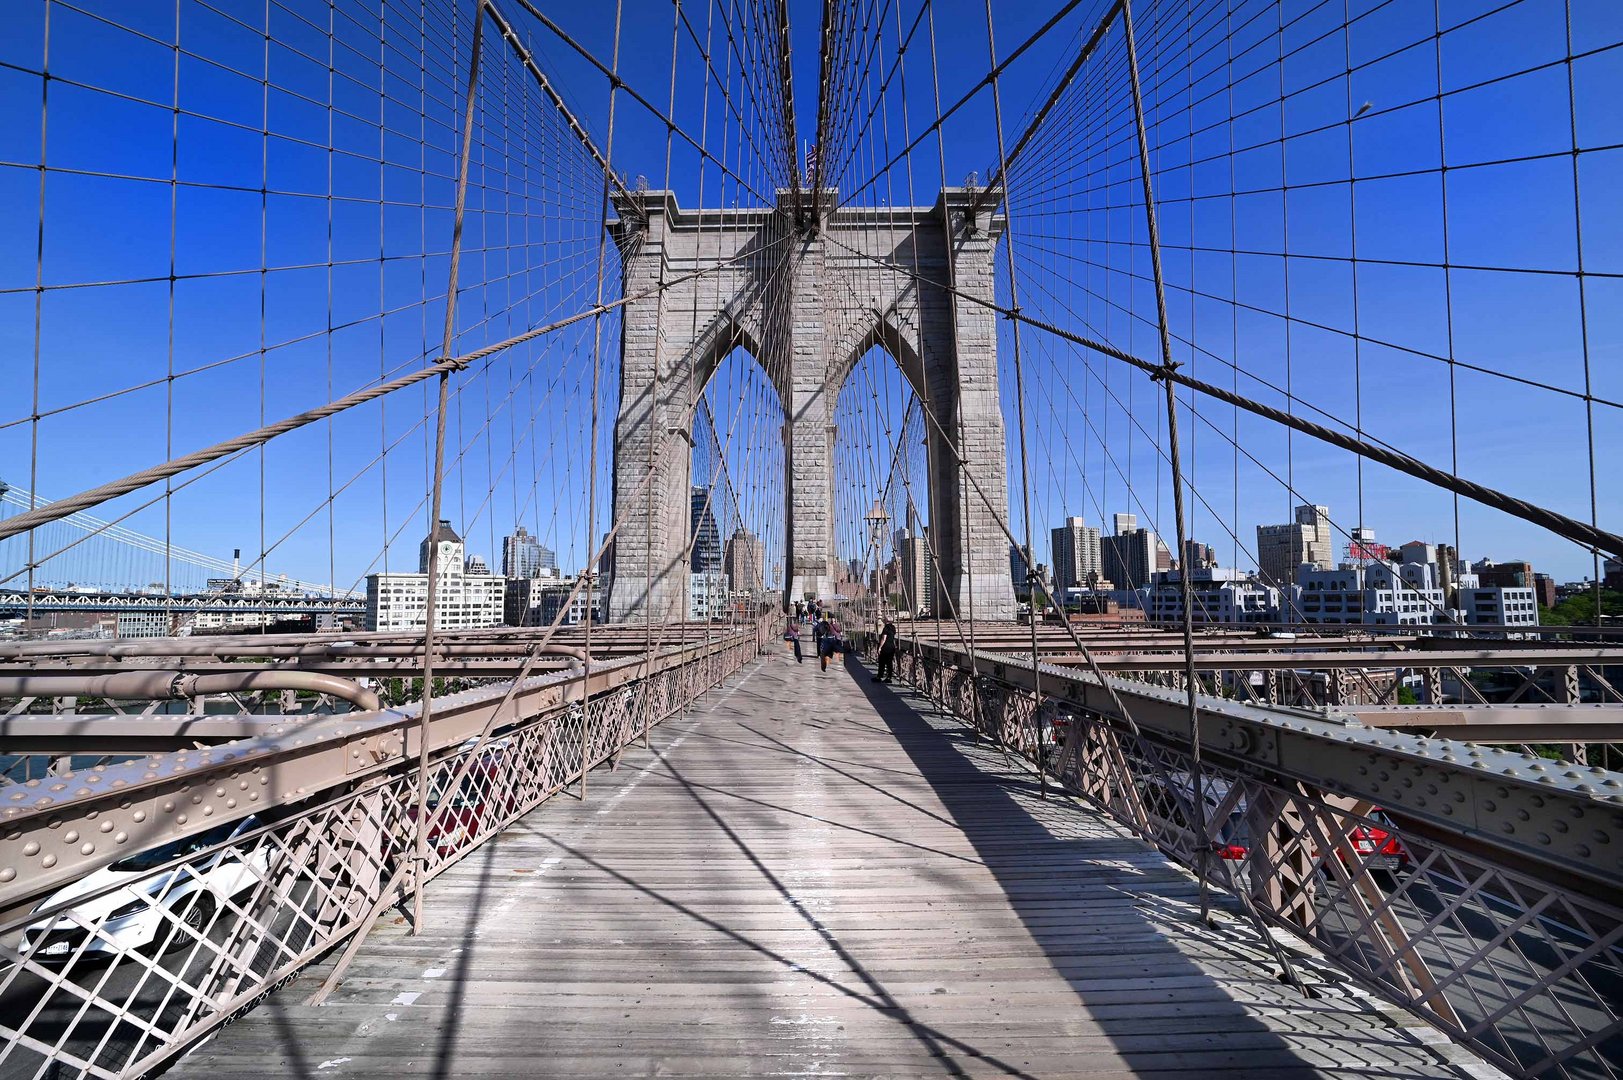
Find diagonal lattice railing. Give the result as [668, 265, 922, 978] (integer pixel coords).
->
[0, 623, 767, 1080]
[888, 635, 1623, 1080]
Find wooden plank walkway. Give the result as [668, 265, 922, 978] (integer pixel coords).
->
[177, 651, 1501, 1078]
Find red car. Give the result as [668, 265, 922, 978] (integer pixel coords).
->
[408, 754, 521, 858]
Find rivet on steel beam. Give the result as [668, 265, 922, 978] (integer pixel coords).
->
[64, 830, 78, 843]
[99, 821, 112, 833]
[177, 813, 188, 825]
[115, 831, 127, 843]
[22, 841, 39, 856]
[132, 810, 146, 822]
[0, 868, 13, 882]
[41, 854, 56, 868]
[79, 842, 93, 855]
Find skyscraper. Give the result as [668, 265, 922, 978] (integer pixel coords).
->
[895, 528, 936, 616]
[1256, 503, 1332, 589]
[1050, 516, 1102, 592]
[690, 487, 722, 572]
[723, 526, 765, 593]
[1099, 515, 1158, 590]
[1009, 543, 1032, 598]
[501, 525, 555, 578]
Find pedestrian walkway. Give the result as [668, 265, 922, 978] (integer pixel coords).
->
[176, 650, 1498, 1078]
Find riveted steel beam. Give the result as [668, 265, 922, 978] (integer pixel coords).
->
[0, 631, 748, 912]
[905, 636, 1623, 893]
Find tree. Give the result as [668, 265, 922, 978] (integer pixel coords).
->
[1540, 588, 1623, 627]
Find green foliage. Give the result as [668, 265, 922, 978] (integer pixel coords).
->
[1540, 588, 1623, 627]
[1395, 685, 1419, 705]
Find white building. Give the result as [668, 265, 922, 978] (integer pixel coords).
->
[366, 520, 506, 631]
[189, 610, 281, 632]
[689, 570, 730, 620]
[1296, 559, 1446, 627]
[116, 611, 170, 639]
[1458, 586, 1540, 628]
[1147, 568, 1279, 625]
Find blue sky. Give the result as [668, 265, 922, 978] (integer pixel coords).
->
[0, 0, 1618, 594]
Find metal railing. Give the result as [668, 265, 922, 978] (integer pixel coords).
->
[0, 624, 765, 1080]
[890, 636, 1623, 1080]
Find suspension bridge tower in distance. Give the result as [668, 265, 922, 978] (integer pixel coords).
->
[604, 186, 1016, 623]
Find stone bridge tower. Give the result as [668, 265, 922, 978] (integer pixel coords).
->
[605, 188, 1014, 622]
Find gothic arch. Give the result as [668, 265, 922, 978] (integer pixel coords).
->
[606, 187, 1014, 622]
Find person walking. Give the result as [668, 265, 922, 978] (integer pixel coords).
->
[874, 618, 897, 683]
[812, 613, 826, 659]
[820, 616, 843, 673]
[786, 619, 803, 664]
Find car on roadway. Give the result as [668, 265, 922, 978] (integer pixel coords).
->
[20, 816, 268, 964]
[1132, 773, 1253, 863]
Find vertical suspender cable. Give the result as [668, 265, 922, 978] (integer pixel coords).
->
[982, 0, 1047, 797]
[1121, 0, 1305, 993]
[1118, 0, 1207, 918]
[413, 1, 485, 936]
[583, 0, 626, 794]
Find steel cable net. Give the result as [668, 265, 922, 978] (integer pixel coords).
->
[0, 0, 632, 630]
[0, 0, 790, 1076]
[807, 2, 1623, 1077]
[992, 0, 1623, 614]
[3, 1, 1623, 1078]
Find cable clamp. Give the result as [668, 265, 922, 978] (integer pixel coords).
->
[1150, 359, 1182, 383]
[443, 355, 471, 373]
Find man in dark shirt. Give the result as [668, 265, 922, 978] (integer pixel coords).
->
[874, 619, 898, 683]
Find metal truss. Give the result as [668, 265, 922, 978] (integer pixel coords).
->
[0, 623, 766, 1079]
[889, 635, 1623, 1080]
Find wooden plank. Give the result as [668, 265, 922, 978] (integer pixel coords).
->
[174, 652, 1500, 1079]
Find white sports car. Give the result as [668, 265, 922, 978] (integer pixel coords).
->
[21, 816, 268, 964]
